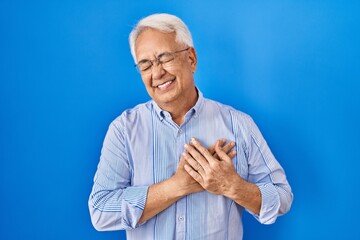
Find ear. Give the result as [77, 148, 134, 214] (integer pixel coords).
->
[187, 47, 197, 73]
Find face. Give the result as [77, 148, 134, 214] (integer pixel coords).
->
[135, 28, 197, 109]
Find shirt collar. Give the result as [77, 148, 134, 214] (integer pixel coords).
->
[151, 87, 204, 121]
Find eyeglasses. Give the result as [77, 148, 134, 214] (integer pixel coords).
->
[135, 47, 190, 73]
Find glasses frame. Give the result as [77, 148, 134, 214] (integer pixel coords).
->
[134, 47, 190, 73]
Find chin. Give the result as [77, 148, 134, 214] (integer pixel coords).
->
[155, 94, 178, 106]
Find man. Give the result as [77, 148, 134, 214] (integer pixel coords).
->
[89, 13, 293, 239]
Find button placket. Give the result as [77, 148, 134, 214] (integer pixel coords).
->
[175, 126, 186, 240]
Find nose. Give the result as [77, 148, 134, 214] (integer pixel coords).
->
[151, 62, 166, 80]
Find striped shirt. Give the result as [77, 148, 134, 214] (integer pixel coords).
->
[88, 90, 293, 240]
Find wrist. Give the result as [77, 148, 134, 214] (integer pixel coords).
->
[224, 174, 262, 214]
[168, 176, 189, 198]
[224, 174, 246, 200]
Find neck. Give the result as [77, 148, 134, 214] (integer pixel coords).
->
[159, 88, 198, 126]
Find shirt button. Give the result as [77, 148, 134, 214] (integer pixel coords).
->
[178, 216, 184, 221]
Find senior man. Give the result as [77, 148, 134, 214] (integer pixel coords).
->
[89, 13, 293, 240]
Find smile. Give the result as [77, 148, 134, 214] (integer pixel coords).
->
[155, 80, 174, 90]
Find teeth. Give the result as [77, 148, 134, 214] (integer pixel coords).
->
[158, 81, 172, 89]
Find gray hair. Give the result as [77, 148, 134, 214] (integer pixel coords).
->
[129, 13, 194, 63]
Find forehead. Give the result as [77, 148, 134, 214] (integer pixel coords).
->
[135, 28, 180, 60]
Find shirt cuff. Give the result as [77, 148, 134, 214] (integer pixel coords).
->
[121, 186, 149, 228]
[252, 183, 281, 224]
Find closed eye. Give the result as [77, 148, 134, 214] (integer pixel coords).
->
[158, 52, 175, 63]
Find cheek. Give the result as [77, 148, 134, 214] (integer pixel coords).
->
[141, 76, 151, 87]
[175, 68, 193, 82]
[168, 65, 192, 79]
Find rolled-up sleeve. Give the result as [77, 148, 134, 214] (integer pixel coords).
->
[244, 115, 293, 224]
[89, 120, 149, 231]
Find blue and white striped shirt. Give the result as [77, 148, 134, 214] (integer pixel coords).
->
[89, 90, 293, 240]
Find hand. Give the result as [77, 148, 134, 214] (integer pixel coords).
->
[183, 138, 239, 196]
[172, 155, 204, 195]
[172, 139, 236, 196]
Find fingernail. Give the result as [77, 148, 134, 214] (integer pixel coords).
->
[191, 137, 196, 143]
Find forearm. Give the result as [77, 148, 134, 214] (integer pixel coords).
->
[224, 174, 262, 215]
[139, 176, 196, 224]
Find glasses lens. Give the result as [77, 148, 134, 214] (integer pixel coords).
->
[136, 50, 181, 73]
[138, 61, 152, 72]
[158, 53, 175, 64]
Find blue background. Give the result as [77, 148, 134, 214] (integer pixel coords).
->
[1, 0, 359, 239]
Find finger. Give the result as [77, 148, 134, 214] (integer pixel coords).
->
[184, 144, 210, 172]
[222, 141, 235, 155]
[211, 139, 226, 158]
[184, 164, 204, 185]
[228, 149, 237, 159]
[214, 141, 233, 163]
[213, 140, 234, 159]
[208, 138, 226, 155]
[190, 138, 218, 164]
[182, 152, 205, 176]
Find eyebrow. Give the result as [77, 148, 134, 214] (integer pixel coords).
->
[138, 59, 151, 64]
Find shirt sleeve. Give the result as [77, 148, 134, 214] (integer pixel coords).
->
[88, 119, 149, 231]
[244, 115, 293, 224]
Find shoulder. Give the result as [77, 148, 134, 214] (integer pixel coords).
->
[203, 97, 252, 121]
[202, 97, 257, 137]
[110, 101, 153, 131]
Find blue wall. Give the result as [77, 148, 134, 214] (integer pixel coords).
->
[1, 1, 359, 239]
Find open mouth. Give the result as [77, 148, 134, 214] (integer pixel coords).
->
[154, 79, 175, 90]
